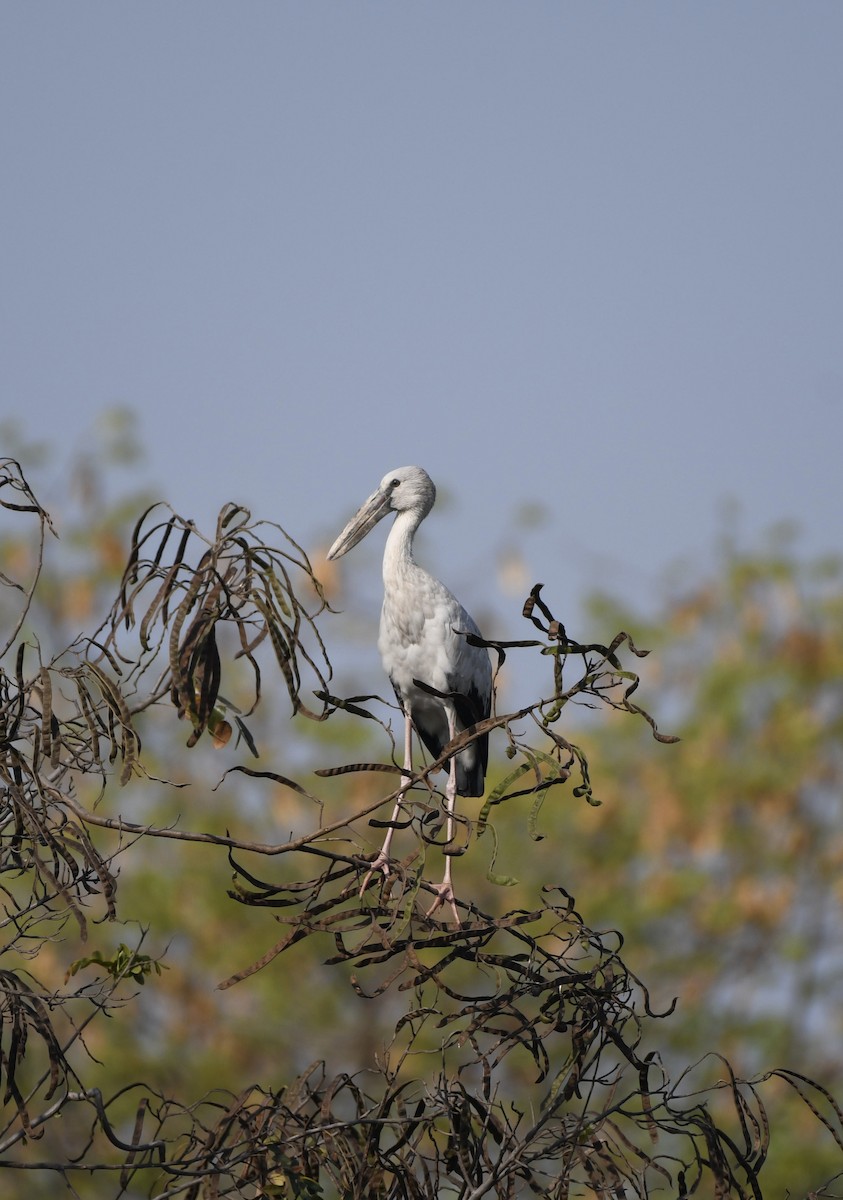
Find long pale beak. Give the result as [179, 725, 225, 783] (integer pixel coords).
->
[327, 487, 392, 560]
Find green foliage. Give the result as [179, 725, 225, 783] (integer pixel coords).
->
[65, 944, 165, 987]
[537, 530, 843, 1192]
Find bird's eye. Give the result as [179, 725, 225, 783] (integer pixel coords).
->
[391, 478, 400, 488]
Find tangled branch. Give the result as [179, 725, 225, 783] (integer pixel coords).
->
[0, 460, 839, 1198]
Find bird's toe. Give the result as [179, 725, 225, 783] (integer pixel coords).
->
[358, 852, 392, 897]
[425, 881, 462, 925]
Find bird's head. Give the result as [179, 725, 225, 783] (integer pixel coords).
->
[378, 465, 436, 516]
[327, 466, 436, 560]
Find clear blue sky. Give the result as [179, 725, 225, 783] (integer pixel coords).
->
[3, 4, 842, 659]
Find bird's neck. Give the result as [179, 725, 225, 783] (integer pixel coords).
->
[383, 510, 421, 587]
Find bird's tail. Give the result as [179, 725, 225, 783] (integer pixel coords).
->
[456, 757, 485, 798]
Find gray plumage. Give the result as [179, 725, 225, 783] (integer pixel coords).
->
[327, 465, 492, 918]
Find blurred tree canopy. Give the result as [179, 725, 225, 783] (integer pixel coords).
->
[0, 423, 841, 1198]
[580, 526, 843, 1065]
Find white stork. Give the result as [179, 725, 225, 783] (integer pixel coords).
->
[327, 465, 493, 920]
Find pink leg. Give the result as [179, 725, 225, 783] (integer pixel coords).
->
[425, 708, 462, 924]
[359, 712, 413, 895]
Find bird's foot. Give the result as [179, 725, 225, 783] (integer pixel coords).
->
[358, 851, 392, 897]
[425, 880, 462, 925]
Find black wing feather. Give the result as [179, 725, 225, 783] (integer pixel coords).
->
[396, 676, 490, 799]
